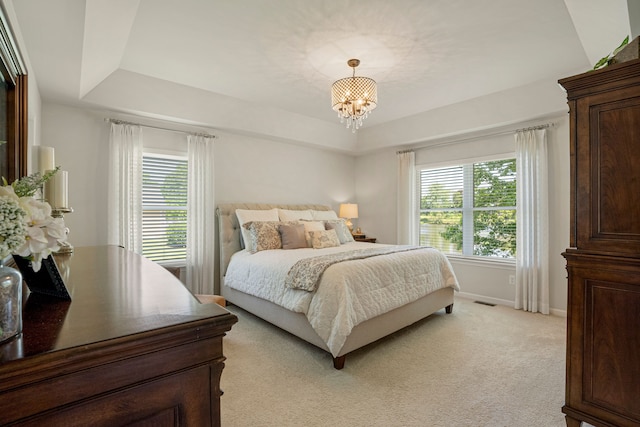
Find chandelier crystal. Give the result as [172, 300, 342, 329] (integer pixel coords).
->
[331, 59, 377, 132]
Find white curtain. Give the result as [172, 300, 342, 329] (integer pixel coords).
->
[107, 122, 143, 253]
[186, 134, 216, 294]
[515, 128, 549, 314]
[397, 151, 417, 245]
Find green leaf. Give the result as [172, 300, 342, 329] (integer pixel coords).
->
[592, 35, 631, 70]
[593, 56, 610, 70]
[612, 35, 630, 56]
[11, 166, 60, 197]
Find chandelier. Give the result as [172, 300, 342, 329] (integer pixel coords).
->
[331, 59, 377, 132]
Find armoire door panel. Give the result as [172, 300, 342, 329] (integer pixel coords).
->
[593, 103, 640, 234]
[584, 281, 640, 419]
[575, 86, 640, 254]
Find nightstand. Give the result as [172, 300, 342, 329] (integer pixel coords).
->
[354, 237, 376, 243]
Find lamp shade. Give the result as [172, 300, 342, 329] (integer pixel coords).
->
[331, 59, 377, 132]
[339, 203, 358, 219]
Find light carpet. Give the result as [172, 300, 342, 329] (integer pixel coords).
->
[220, 297, 566, 427]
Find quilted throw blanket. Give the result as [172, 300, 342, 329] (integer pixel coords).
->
[286, 246, 424, 291]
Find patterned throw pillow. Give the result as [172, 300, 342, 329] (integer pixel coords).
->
[309, 229, 341, 249]
[324, 219, 355, 244]
[243, 221, 283, 253]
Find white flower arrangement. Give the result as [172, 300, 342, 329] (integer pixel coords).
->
[0, 169, 67, 271]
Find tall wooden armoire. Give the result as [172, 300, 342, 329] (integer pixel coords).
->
[559, 60, 640, 427]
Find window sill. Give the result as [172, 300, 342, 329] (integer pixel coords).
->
[157, 260, 186, 269]
[445, 254, 515, 270]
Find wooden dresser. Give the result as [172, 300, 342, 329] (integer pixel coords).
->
[559, 60, 640, 427]
[0, 246, 237, 426]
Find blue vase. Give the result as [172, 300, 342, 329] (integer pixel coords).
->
[0, 261, 23, 344]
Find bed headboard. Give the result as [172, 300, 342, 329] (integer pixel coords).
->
[216, 203, 332, 283]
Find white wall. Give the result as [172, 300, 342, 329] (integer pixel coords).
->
[215, 132, 355, 209]
[41, 106, 110, 247]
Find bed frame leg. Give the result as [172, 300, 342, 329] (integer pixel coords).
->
[445, 303, 454, 314]
[333, 355, 346, 370]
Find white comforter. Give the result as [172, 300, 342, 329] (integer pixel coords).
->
[224, 242, 460, 356]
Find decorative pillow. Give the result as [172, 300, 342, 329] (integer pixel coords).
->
[278, 209, 314, 221]
[325, 219, 355, 244]
[300, 220, 326, 247]
[279, 223, 307, 249]
[243, 221, 282, 253]
[311, 210, 339, 220]
[309, 229, 341, 249]
[235, 208, 279, 249]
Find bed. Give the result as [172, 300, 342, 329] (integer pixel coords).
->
[217, 203, 459, 369]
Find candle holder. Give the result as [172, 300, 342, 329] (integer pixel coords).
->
[51, 207, 74, 255]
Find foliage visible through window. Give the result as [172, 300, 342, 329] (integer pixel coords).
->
[142, 155, 187, 262]
[419, 159, 516, 258]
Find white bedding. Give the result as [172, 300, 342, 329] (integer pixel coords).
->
[224, 242, 460, 356]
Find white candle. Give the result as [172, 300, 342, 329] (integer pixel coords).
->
[46, 171, 68, 209]
[39, 146, 55, 174]
[55, 170, 68, 209]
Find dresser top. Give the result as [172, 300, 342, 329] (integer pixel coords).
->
[0, 245, 235, 364]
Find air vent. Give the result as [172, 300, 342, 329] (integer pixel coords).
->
[474, 300, 496, 307]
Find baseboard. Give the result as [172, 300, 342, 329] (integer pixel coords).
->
[456, 292, 567, 317]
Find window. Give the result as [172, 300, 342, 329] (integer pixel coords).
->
[419, 158, 516, 259]
[142, 154, 188, 263]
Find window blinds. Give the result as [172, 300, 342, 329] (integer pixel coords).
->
[142, 155, 188, 262]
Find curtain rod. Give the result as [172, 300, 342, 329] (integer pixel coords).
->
[515, 123, 551, 132]
[105, 118, 216, 139]
[396, 122, 554, 154]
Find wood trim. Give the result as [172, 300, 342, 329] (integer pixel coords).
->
[559, 58, 640, 100]
[17, 74, 27, 177]
[6, 73, 27, 181]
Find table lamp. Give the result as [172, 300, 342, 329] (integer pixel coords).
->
[339, 203, 358, 232]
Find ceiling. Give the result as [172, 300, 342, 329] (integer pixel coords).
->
[6, 0, 634, 137]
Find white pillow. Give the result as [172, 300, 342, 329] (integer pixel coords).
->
[300, 220, 325, 247]
[311, 210, 339, 220]
[278, 208, 313, 221]
[235, 208, 279, 248]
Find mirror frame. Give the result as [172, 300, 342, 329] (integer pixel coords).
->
[0, 4, 27, 183]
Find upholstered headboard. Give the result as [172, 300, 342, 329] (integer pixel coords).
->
[216, 203, 332, 283]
